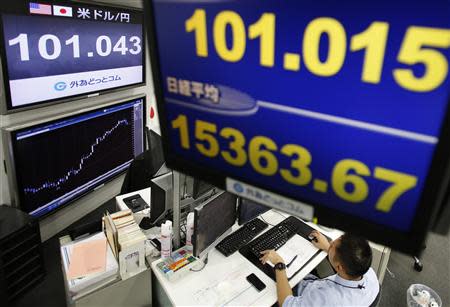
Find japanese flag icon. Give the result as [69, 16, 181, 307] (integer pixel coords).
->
[53, 5, 73, 17]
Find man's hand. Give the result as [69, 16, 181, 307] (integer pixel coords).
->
[261, 250, 292, 306]
[310, 230, 330, 252]
[260, 250, 284, 265]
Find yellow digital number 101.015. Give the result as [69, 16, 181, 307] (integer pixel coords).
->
[185, 9, 450, 92]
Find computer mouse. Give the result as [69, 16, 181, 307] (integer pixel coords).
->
[308, 234, 318, 242]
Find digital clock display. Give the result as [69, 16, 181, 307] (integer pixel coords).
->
[0, 1, 144, 111]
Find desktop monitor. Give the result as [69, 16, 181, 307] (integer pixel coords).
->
[192, 178, 215, 200]
[192, 191, 237, 258]
[2, 96, 146, 218]
[0, 1, 145, 113]
[149, 171, 198, 224]
[149, 171, 173, 224]
[237, 198, 270, 226]
[146, 0, 450, 254]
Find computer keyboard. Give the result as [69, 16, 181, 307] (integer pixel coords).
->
[216, 218, 268, 257]
[246, 216, 311, 258]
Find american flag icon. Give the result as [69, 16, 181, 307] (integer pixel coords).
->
[29, 2, 52, 15]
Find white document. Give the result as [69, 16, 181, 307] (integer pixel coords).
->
[268, 234, 320, 278]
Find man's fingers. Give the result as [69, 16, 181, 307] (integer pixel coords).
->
[260, 250, 275, 265]
[259, 255, 267, 264]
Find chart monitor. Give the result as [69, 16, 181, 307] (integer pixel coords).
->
[2, 96, 146, 218]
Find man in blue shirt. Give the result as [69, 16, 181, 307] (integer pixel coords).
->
[260, 232, 380, 307]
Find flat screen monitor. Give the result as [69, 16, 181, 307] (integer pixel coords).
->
[193, 191, 237, 258]
[0, 1, 145, 113]
[146, 0, 450, 254]
[148, 171, 195, 225]
[2, 96, 146, 218]
[149, 171, 172, 225]
[192, 178, 214, 200]
[238, 198, 270, 226]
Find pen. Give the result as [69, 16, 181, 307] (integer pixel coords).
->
[287, 255, 298, 268]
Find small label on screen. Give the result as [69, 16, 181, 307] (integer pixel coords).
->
[226, 178, 314, 221]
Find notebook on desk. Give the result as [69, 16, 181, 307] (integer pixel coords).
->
[267, 235, 320, 279]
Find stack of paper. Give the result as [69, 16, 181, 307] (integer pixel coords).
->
[67, 237, 107, 279]
[61, 232, 119, 300]
[103, 210, 147, 280]
[103, 210, 147, 254]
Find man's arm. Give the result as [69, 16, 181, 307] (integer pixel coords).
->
[275, 266, 292, 306]
[310, 230, 330, 252]
[260, 250, 293, 306]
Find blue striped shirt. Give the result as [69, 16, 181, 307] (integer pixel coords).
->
[283, 268, 379, 307]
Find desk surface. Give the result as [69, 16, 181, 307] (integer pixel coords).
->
[151, 210, 342, 306]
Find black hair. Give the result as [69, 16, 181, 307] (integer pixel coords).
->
[335, 233, 372, 277]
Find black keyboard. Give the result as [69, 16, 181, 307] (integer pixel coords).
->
[216, 218, 268, 257]
[246, 216, 311, 258]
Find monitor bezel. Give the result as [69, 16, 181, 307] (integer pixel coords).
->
[0, 0, 146, 114]
[237, 197, 271, 226]
[192, 179, 215, 200]
[145, 0, 450, 255]
[149, 171, 173, 224]
[2, 94, 147, 219]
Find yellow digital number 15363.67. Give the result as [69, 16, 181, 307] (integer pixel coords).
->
[171, 114, 418, 213]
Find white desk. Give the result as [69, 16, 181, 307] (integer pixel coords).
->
[151, 210, 342, 306]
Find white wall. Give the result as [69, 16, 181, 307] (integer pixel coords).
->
[0, 0, 160, 241]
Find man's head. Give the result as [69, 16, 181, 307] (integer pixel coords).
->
[328, 233, 372, 279]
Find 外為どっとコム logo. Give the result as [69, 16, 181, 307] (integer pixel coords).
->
[54, 82, 67, 91]
[233, 183, 244, 194]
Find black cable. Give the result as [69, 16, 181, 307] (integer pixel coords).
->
[181, 175, 188, 199]
[190, 253, 209, 272]
[260, 215, 275, 226]
[180, 222, 186, 237]
[303, 277, 365, 289]
[208, 188, 216, 200]
[325, 279, 365, 289]
[274, 210, 288, 219]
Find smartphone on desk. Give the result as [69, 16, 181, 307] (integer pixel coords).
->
[246, 273, 266, 291]
[149, 238, 161, 251]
